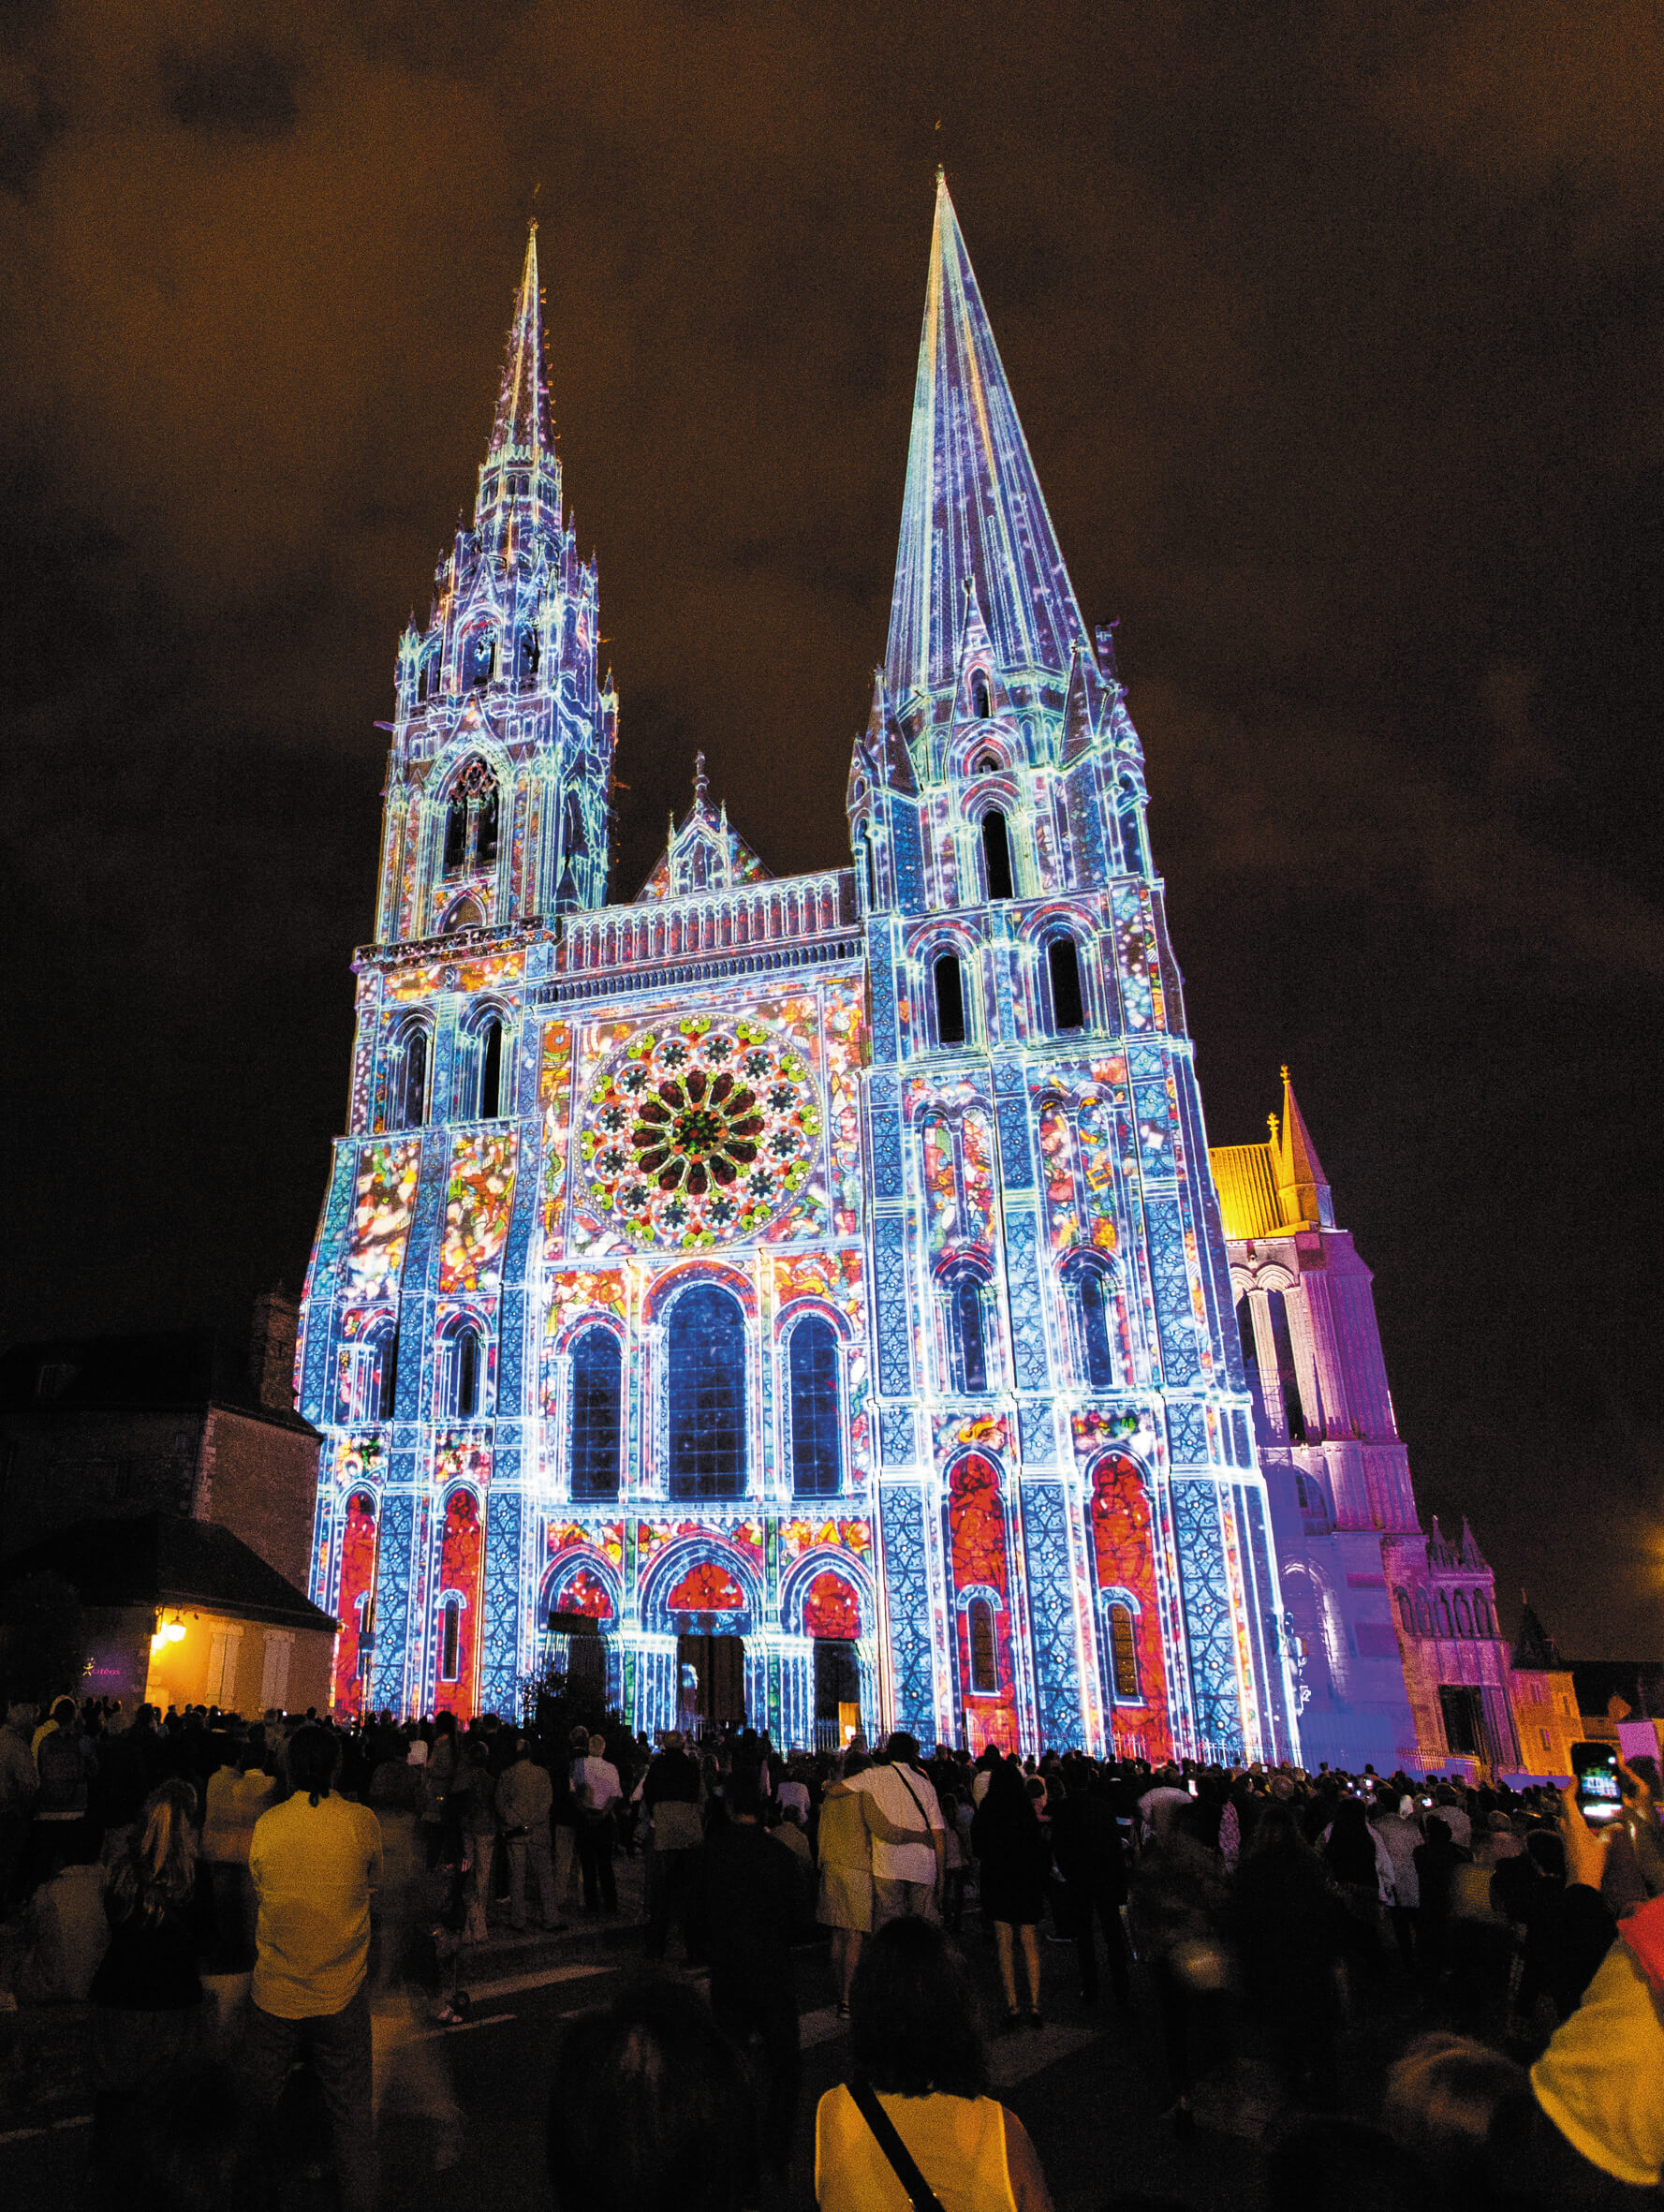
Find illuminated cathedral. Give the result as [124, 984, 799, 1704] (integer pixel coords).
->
[298, 179, 1466, 1763]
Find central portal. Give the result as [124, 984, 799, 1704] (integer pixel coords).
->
[677, 1631, 746, 1732]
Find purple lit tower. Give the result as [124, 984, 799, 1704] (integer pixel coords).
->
[1214, 1072, 1520, 1773]
[295, 186, 1303, 1761]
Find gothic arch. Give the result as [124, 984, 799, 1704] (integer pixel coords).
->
[778, 1548, 876, 1641]
[638, 1534, 763, 1637]
[538, 1544, 622, 1626]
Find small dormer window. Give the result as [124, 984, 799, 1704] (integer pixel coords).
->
[972, 671, 991, 719]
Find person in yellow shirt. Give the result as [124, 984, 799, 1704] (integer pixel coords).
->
[245, 1726, 384, 2210]
[817, 1918, 1054, 2212]
[1528, 1780, 1664, 2198]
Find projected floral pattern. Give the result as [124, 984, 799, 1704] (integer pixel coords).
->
[440, 1130, 517, 1292]
[668, 1559, 745, 1613]
[580, 1015, 821, 1248]
[331, 1492, 378, 1714]
[1088, 1453, 1170, 1754]
[804, 1571, 862, 1640]
[550, 1565, 613, 1620]
[345, 1141, 421, 1300]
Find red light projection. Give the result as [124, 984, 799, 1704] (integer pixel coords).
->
[803, 1570, 861, 1641]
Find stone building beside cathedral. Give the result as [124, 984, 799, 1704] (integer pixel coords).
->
[294, 184, 1524, 1771]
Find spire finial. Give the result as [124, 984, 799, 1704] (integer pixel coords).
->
[484, 226, 552, 474]
[692, 753, 709, 809]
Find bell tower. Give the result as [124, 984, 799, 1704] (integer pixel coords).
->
[853, 175, 1299, 1762]
[375, 224, 618, 945]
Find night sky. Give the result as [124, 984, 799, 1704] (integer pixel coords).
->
[4, 5, 1661, 1659]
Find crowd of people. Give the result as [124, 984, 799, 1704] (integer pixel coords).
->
[1, 1679, 1661, 2210]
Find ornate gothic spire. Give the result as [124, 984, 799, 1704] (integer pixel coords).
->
[489, 222, 552, 464]
[885, 173, 1091, 710]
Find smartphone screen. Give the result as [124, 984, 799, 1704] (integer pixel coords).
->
[1571, 1741, 1624, 1825]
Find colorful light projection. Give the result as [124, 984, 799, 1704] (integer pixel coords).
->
[804, 1571, 862, 1640]
[1088, 1453, 1171, 1759]
[345, 1141, 420, 1300]
[949, 1453, 1019, 1754]
[549, 1564, 614, 1619]
[434, 1488, 483, 1718]
[667, 1558, 745, 1614]
[579, 1015, 820, 1249]
[331, 1491, 379, 1713]
[440, 1130, 517, 1293]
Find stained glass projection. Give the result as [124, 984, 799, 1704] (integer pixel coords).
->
[570, 1327, 623, 1500]
[331, 1492, 378, 1714]
[434, 1488, 482, 1718]
[804, 1571, 861, 1641]
[668, 1286, 746, 1499]
[788, 1315, 842, 1499]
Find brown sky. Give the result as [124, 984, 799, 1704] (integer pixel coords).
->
[4, 1, 1662, 1658]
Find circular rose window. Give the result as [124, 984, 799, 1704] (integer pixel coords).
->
[579, 1017, 820, 1247]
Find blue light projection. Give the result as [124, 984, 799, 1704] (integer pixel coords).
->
[296, 186, 1302, 1762]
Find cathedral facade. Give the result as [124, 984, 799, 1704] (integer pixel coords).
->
[295, 184, 1306, 1762]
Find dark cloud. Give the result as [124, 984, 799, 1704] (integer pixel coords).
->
[2, 0, 1660, 1657]
[161, 40, 303, 142]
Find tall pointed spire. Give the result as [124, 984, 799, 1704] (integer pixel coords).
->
[1274, 1067, 1334, 1229]
[489, 222, 552, 465]
[886, 173, 1090, 711]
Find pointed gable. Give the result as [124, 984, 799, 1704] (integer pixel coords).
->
[1274, 1068, 1335, 1229]
[886, 174, 1091, 709]
[637, 755, 772, 901]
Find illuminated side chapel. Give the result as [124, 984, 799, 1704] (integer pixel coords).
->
[297, 188, 1303, 1761]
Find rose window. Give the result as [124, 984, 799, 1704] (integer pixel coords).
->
[580, 1018, 820, 1247]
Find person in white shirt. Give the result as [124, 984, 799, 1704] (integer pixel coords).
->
[842, 1733, 945, 1924]
[572, 1732, 622, 1913]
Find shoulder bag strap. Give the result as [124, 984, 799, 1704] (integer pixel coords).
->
[891, 1765, 933, 1832]
[847, 2079, 948, 2212]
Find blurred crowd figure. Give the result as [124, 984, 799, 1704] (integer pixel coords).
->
[1, 1676, 1661, 2210]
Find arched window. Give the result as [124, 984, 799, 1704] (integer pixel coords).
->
[477, 1016, 504, 1119]
[465, 629, 496, 686]
[1453, 1592, 1474, 1637]
[1474, 1593, 1494, 1637]
[948, 1274, 989, 1395]
[377, 1330, 399, 1421]
[933, 951, 966, 1046]
[966, 1597, 998, 1692]
[1265, 1290, 1308, 1443]
[444, 795, 468, 875]
[1437, 1591, 1454, 1639]
[448, 1324, 483, 1421]
[667, 1286, 746, 1500]
[393, 1026, 429, 1129]
[1108, 1601, 1141, 1700]
[418, 650, 437, 703]
[1046, 935, 1084, 1033]
[439, 1599, 462, 1682]
[443, 758, 498, 880]
[980, 808, 1014, 901]
[1415, 1589, 1434, 1638]
[858, 828, 876, 912]
[1078, 1270, 1117, 1389]
[1235, 1293, 1259, 1382]
[1118, 785, 1143, 874]
[1397, 1588, 1415, 1636]
[788, 1315, 842, 1498]
[971, 671, 991, 719]
[569, 1327, 622, 1500]
[974, 750, 999, 774]
[515, 625, 538, 682]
